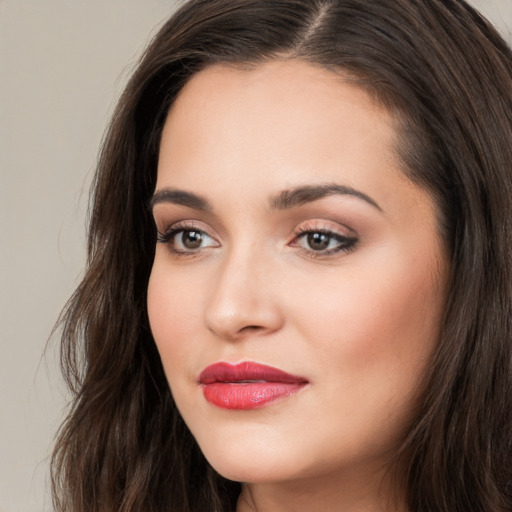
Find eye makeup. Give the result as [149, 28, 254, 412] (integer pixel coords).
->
[290, 226, 358, 257]
[156, 218, 358, 260]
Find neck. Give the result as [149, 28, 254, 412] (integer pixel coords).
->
[236, 466, 407, 512]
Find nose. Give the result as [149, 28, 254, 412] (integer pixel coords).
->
[205, 246, 284, 341]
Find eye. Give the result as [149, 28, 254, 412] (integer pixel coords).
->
[290, 227, 357, 256]
[157, 224, 219, 255]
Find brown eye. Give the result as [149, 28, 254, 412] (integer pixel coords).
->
[307, 232, 330, 251]
[156, 225, 219, 254]
[181, 230, 203, 249]
[291, 228, 358, 256]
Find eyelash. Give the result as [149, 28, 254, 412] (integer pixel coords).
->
[291, 226, 358, 257]
[156, 222, 358, 258]
[156, 221, 214, 257]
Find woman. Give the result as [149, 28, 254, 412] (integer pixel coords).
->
[51, 1, 512, 511]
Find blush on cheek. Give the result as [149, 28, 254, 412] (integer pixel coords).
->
[302, 269, 439, 374]
[148, 267, 195, 334]
[148, 271, 181, 356]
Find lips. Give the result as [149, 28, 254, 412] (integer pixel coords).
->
[198, 361, 308, 410]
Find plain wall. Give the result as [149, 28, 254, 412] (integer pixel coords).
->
[0, 1, 510, 511]
[1, 2, 180, 511]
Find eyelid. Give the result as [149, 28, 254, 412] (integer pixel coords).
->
[156, 220, 221, 255]
[292, 219, 356, 238]
[289, 220, 359, 257]
[156, 219, 217, 238]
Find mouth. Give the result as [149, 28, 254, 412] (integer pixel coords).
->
[198, 361, 309, 410]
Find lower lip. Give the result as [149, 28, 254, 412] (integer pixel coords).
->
[202, 382, 306, 410]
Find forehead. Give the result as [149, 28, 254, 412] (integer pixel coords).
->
[163, 60, 395, 143]
[157, 60, 403, 195]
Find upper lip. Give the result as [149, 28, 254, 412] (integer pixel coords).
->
[198, 361, 308, 384]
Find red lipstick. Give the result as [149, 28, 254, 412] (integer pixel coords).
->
[199, 362, 308, 410]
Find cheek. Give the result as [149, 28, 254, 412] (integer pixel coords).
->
[288, 247, 445, 381]
[286, 254, 445, 455]
[147, 263, 204, 378]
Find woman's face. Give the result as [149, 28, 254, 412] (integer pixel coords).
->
[148, 61, 449, 488]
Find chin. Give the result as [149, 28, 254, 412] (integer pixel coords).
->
[207, 457, 274, 484]
[206, 454, 309, 485]
[193, 426, 309, 483]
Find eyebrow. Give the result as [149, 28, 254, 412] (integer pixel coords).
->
[149, 188, 212, 212]
[269, 184, 382, 211]
[149, 183, 382, 213]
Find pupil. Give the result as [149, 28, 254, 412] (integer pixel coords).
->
[183, 231, 202, 249]
[307, 232, 329, 251]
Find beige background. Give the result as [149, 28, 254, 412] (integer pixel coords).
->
[1, 1, 510, 511]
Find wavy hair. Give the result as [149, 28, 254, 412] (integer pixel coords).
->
[51, 1, 512, 510]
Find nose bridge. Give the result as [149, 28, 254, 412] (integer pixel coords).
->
[205, 238, 282, 340]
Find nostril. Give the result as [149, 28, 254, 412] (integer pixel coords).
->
[241, 325, 262, 332]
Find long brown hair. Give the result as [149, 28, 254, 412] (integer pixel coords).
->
[51, 1, 512, 510]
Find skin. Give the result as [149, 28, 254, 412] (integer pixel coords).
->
[147, 60, 450, 512]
